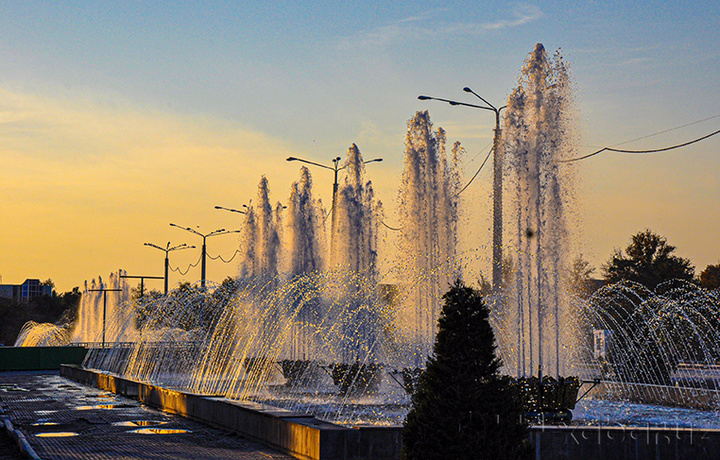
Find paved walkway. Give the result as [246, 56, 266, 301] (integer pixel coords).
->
[0, 371, 294, 460]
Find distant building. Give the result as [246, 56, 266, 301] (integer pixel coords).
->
[0, 279, 52, 303]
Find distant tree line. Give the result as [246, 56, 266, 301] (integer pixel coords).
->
[0, 280, 81, 345]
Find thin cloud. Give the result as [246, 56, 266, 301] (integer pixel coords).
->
[482, 4, 544, 30]
[337, 4, 543, 50]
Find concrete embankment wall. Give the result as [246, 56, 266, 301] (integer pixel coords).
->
[531, 425, 720, 459]
[60, 365, 401, 460]
[61, 365, 720, 460]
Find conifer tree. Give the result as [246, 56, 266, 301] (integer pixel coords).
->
[402, 280, 528, 459]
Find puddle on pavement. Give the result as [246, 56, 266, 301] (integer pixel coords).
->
[129, 428, 190, 434]
[36, 432, 79, 438]
[113, 420, 167, 427]
[0, 385, 29, 392]
[75, 404, 135, 410]
[31, 422, 60, 426]
[34, 411, 57, 415]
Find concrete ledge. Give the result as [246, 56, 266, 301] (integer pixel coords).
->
[62, 366, 720, 459]
[590, 381, 720, 411]
[530, 425, 720, 460]
[1, 408, 42, 460]
[61, 365, 401, 460]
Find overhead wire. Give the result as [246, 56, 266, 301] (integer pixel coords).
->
[561, 115, 720, 163]
[169, 254, 202, 276]
[457, 145, 494, 195]
[607, 113, 720, 148]
[207, 250, 241, 264]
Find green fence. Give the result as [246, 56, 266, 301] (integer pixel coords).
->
[0, 346, 88, 371]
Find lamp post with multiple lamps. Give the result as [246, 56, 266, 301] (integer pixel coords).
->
[169, 224, 240, 289]
[418, 87, 506, 295]
[143, 242, 195, 295]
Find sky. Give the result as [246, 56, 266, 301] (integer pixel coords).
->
[1, 1, 719, 292]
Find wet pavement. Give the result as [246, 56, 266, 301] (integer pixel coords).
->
[0, 371, 294, 460]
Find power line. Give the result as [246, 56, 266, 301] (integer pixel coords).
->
[207, 249, 241, 264]
[381, 220, 401, 231]
[169, 254, 201, 276]
[561, 127, 720, 163]
[457, 145, 494, 195]
[609, 113, 720, 148]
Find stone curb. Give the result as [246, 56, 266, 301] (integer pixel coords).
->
[0, 408, 43, 460]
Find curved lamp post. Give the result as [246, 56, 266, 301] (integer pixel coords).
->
[169, 224, 240, 289]
[144, 242, 195, 294]
[418, 87, 506, 295]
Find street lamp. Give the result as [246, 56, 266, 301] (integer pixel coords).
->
[119, 274, 165, 299]
[286, 155, 383, 255]
[87, 288, 122, 347]
[214, 205, 248, 214]
[169, 224, 240, 289]
[144, 242, 195, 294]
[418, 87, 506, 295]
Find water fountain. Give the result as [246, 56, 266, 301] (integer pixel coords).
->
[16, 44, 720, 431]
[14, 271, 132, 347]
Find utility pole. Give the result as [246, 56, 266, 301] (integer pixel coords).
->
[87, 288, 123, 347]
[169, 224, 240, 289]
[144, 242, 195, 294]
[418, 87, 506, 294]
[119, 274, 164, 299]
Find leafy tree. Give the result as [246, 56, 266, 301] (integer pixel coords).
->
[699, 264, 720, 290]
[602, 230, 694, 290]
[402, 280, 528, 460]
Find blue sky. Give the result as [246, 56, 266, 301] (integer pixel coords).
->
[1, 1, 719, 291]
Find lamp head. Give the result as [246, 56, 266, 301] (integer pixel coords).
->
[463, 87, 472, 93]
[417, 95, 430, 100]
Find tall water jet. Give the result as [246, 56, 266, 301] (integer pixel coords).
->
[283, 166, 326, 359]
[329, 144, 384, 363]
[285, 166, 326, 276]
[503, 44, 577, 378]
[396, 111, 461, 366]
[72, 270, 133, 344]
[331, 144, 382, 279]
[238, 176, 281, 282]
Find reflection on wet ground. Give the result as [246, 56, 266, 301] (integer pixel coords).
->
[0, 371, 294, 460]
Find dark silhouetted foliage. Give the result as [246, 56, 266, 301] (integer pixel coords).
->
[700, 264, 720, 290]
[602, 229, 694, 290]
[402, 280, 528, 460]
